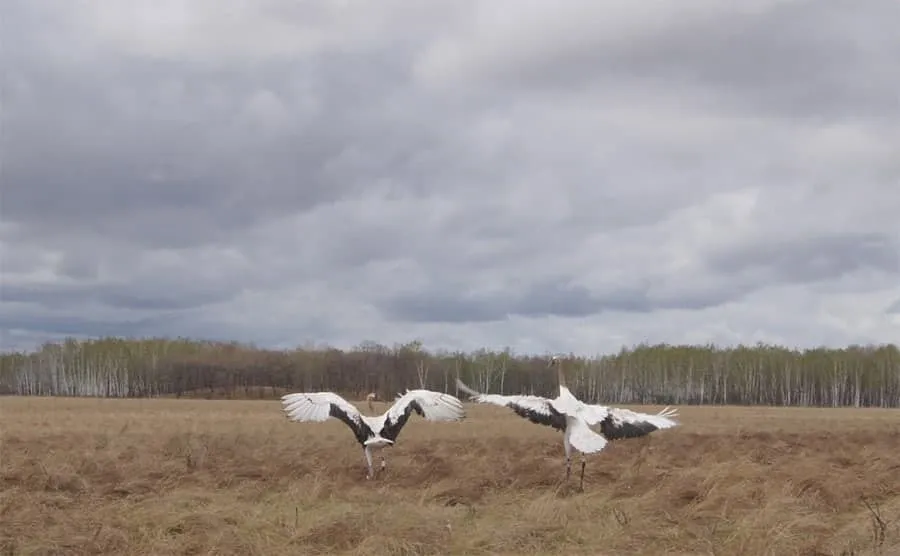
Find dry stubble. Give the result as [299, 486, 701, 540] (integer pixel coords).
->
[2, 397, 900, 555]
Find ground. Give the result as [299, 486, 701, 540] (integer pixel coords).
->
[2, 397, 900, 555]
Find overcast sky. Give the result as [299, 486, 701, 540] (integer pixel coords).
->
[2, 0, 899, 355]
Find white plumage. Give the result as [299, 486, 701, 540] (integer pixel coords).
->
[281, 388, 465, 479]
[456, 357, 679, 487]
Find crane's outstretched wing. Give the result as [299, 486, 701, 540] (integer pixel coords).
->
[455, 378, 567, 431]
[281, 391, 371, 444]
[380, 389, 466, 442]
[591, 405, 680, 440]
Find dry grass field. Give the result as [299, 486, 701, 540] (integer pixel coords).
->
[2, 397, 900, 556]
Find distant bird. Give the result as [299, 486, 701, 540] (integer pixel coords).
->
[456, 357, 678, 489]
[366, 392, 377, 412]
[281, 389, 466, 480]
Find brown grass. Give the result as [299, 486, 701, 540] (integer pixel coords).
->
[2, 398, 900, 556]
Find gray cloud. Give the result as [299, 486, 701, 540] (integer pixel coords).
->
[2, 57, 436, 247]
[2, 0, 899, 354]
[379, 273, 753, 324]
[381, 279, 649, 323]
[0, 310, 171, 340]
[415, 0, 900, 121]
[706, 232, 900, 286]
[1, 282, 232, 312]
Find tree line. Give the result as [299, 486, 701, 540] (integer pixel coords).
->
[1, 337, 899, 408]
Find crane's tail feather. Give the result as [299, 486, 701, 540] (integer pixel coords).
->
[656, 406, 679, 419]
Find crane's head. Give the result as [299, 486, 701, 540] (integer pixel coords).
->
[547, 356, 566, 389]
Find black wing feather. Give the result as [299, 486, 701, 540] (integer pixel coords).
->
[598, 415, 659, 440]
[329, 404, 372, 445]
[509, 403, 567, 432]
[380, 400, 423, 442]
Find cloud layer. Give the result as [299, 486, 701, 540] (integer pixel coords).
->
[3, 0, 900, 354]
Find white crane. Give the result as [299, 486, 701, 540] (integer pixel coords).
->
[456, 357, 679, 488]
[281, 388, 466, 479]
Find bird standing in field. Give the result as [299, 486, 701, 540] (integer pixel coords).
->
[281, 388, 466, 480]
[456, 357, 679, 489]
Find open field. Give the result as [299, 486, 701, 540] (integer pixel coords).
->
[2, 398, 900, 555]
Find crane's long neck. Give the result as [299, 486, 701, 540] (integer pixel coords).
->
[557, 360, 567, 390]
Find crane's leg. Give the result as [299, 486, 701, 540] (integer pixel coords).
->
[579, 457, 587, 490]
[380, 454, 386, 472]
[563, 431, 573, 481]
[364, 446, 374, 480]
